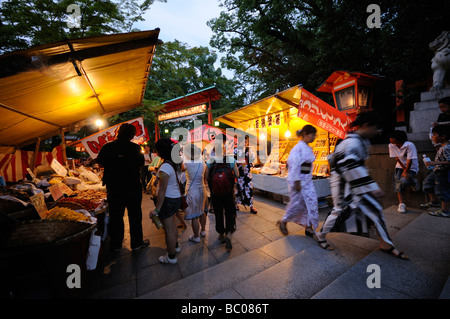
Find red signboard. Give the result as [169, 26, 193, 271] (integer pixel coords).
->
[79, 117, 148, 159]
[297, 89, 353, 139]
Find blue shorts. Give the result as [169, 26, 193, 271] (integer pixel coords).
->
[159, 197, 181, 220]
[394, 168, 418, 193]
[434, 170, 450, 202]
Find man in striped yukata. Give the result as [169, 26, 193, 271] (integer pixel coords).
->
[315, 112, 409, 260]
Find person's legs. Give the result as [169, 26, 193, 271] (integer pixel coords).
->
[199, 213, 206, 235]
[125, 190, 145, 249]
[212, 195, 225, 236]
[162, 215, 178, 257]
[107, 190, 126, 250]
[191, 217, 199, 239]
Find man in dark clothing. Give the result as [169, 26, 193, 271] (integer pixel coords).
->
[97, 123, 149, 252]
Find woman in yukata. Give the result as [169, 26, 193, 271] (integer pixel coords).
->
[277, 125, 319, 237]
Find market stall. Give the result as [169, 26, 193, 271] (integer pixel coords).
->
[215, 85, 353, 199]
[185, 123, 239, 158]
[155, 86, 222, 141]
[0, 30, 161, 297]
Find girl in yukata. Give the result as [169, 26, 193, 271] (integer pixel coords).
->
[277, 125, 319, 237]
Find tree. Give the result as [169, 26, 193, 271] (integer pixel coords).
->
[110, 40, 242, 143]
[208, 0, 450, 102]
[0, 0, 161, 54]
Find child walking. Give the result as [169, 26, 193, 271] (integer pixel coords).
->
[388, 130, 420, 214]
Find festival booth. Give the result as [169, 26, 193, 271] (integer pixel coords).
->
[0, 30, 161, 297]
[186, 123, 239, 159]
[155, 86, 222, 141]
[216, 85, 353, 200]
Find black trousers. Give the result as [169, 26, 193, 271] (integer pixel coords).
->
[141, 165, 151, 189]
[107, 186, 144, 249]
[211, 192, 236, 235]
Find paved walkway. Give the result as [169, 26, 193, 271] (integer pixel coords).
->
[86, 191, 330, 298]
[84, 190, 450, 300]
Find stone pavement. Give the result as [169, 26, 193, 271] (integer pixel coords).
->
[85, 190, 450, 299]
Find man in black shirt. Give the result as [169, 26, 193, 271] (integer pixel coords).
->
[97, 123, 149, 252]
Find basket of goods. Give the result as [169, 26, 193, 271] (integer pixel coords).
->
[70, 190, 107, 215]
[4, 207, 96, 248]
[56, 197, 100, 211]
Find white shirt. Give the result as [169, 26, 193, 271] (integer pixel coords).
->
[388, 141, 419, 173]
[158, 162, 182, 198]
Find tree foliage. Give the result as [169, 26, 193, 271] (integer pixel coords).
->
[0, 0, 161, 54]
[208, 0, 450, 102]
[109, 40, 242, 143]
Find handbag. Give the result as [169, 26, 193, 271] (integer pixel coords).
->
[173, 163, 188, 211]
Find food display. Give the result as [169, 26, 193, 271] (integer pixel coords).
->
[252, 131, 337, 178]
[44, 206, 94, 223]
[71, 189, 106, 202]
[58, 197, 101, 211]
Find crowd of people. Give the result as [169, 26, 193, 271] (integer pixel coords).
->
[96, 97, 450, 265]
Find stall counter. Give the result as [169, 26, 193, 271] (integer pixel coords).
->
[251, 174, 331, 198]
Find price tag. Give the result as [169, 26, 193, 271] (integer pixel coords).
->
[59, 183, 73, 196]
[30, 193, 48, 219]
[49, 184, 64, 201]
[50, 158, 67, 177]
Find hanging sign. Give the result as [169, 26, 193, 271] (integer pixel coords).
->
[79, 117, 148, 159]
[158, 104, 207, 122]
[297, 89, 353, 139]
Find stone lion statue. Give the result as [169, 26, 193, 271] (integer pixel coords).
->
[430, 31, 450, 90]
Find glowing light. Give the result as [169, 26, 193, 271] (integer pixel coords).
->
[260, 133, 266, 140]
[285, 130, 291, 138]
[95, 119, 104, 128]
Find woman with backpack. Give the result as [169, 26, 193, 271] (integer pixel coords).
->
[277, 125, 319, 238]
[205, 136, 239, 250]
[182, 143, 207, 243]
[149, 138, 183, 264]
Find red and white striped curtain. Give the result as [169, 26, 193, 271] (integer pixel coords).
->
[0, 145, 63, 182]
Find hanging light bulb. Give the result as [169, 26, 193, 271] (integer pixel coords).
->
[285, 130, 291, 138]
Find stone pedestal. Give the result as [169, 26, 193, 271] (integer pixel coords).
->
[408, 88, 450, 147]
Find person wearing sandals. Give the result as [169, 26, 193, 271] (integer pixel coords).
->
[315, 111, 409, 260]
[426, 124, 450, 218]
[149, 139, 182, 264]
[182, 144, 207, 242]
[277, 125, 319, 238]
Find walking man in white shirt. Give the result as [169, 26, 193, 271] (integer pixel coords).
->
[388, 130, 420, 213]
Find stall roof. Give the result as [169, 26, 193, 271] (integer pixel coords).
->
[160, 86, 222, 113]
[216, 85, 353, 139]
[0, 29, 161, 153]
[216, 85, 303, 128]
[316, 70, 385, 93]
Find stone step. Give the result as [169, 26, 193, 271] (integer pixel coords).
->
[137, 205, 423, 299]
[312, 210, 450, 299]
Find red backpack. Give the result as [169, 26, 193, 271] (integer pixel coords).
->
[209, 159, 235, 196]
